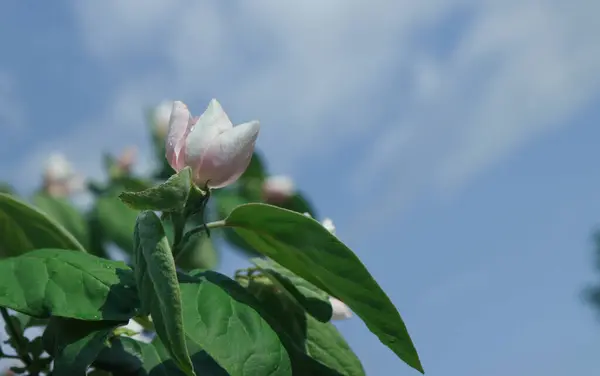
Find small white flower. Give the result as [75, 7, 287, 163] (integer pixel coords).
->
[43, 153, 86, 197]
[321, 218, 336, 234]
[303, 212, 312, 218]
[44, 153, 74, 182]
[329, 297, 352, 320]
[262, 175, 295, 203]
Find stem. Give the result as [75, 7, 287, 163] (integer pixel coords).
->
[171, 213, 186, 251]
[173, 220, 226, 263]
[0, 308, 31, 366]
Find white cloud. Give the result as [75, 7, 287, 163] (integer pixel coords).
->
[64, 0, 600, 232]
[347, 0, 600, 230]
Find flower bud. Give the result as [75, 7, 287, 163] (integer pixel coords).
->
[166, 99, 260, 189]
[117, 146, 137, 174]
[44, 153, 74, 183]
[153, 100, 174, 139]
[329, 296, 352, 320]
[262, 175, 295, 203]
[43, 153, 86, 197]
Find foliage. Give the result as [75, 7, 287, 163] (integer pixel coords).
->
[0, 109, 423, 375]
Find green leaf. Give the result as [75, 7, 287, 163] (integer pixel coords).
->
[305, 316, 365, 376]
[94, 336, 228, 376]
[237, 152, 268, 201]
[0, 249, 139, 320]
[15, 312, 47, 329]
[33, 193, 90, 249]
[241, 280, 345, 376]
[224, 204, 423, 373]
[179, 270, 292, 376]
[43, 317, 124, 376]
[213, 190, 260, 257]
[164, 220, 218, 271]
[119, 167, 193, 212]
[95, 195, 138, 255]
[251, 258, 332, 322]
[133, 211, 196, 376]
[240, 152, 267, 182]
[0, 193, 85, 257]
[0, 183, 15, 195]
[278, 193, 317, 218]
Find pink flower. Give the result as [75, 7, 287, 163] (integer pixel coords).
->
[166, 100, 260, 189]
[262, 175, 295, 203]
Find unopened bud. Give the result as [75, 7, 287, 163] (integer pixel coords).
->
[166, 99, 260, 189]
[262, 175, 295, 204]
[153, 100, 174, 139]
[117, 146, 138, 174]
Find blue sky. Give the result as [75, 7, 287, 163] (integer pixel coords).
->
[1, 1, 600, 375]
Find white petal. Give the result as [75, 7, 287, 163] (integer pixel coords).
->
[329, 297, 352, 320]
[196, 99, 233, 134]
[153, 100, 174, 136]
[321, 218, 336, 234]
[192, 120, 260, 188]
[166, 101, 192, 171]
[184, 99, 234, 170]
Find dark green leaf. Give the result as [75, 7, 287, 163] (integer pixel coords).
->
[213, 190, 260, 257]
[251, 258, 332, 322]
[3, 311, 27, 354]
[119, 167, 193, 212]
[242, 280, 344, 376]
[43, 317, 124, 376]
[133, 211, 195, 376]
[95, 195, 139, 255]
[305, 316, 365, 376]
[0, 193, 85, 257]
[164, 220, 218, 271]
[15, 312, 47, 329]
[0, 183, 15, 195]
[225, 204, 423, 373]
[33, 193, 90, 249]
[240, 152, 267, 182]
[278, 193, 317, 218]
[0, 249, 139, 320]
[94, 336, 227, 376]
[179, 270, 292, 376]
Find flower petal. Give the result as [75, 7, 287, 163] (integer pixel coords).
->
[329, 297, 353, 320]
[166, 101, 192, 171]
[196, 98, 233, 134]
[184, 99, 234, 168]
[193, 120, 260, 188]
